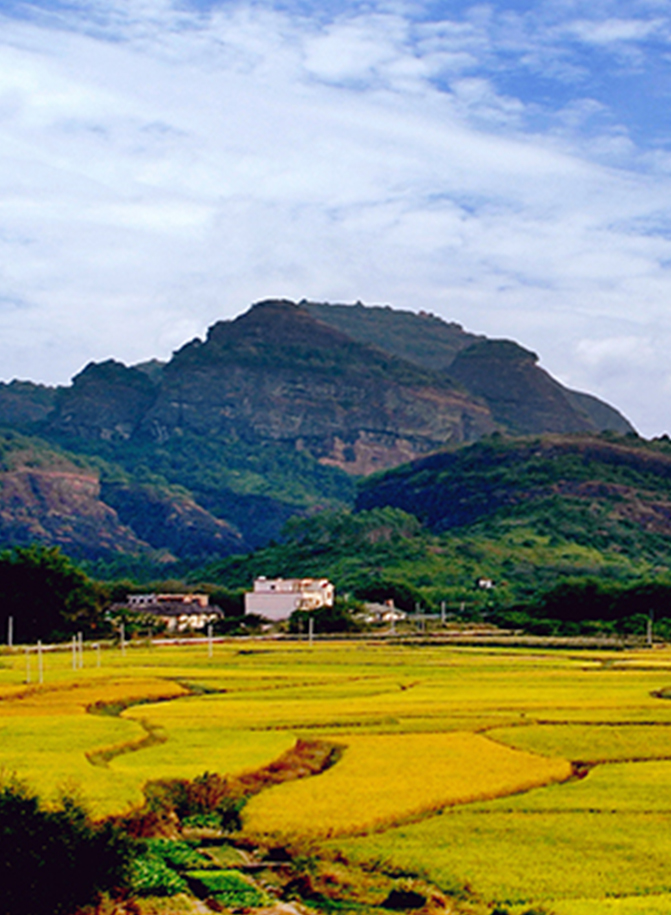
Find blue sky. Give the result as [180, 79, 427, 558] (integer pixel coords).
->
[1, 0, 671, 434]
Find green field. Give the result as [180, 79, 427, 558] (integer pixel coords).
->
[4, 640, 671, 913]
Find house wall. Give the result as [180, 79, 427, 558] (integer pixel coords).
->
[244, 591, 304, 622]
[245, 577, 335, 621]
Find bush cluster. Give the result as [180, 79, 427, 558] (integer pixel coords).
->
[0, 778, 134, 915]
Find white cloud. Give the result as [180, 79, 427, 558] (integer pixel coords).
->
[576, 335, 656, 370]
[0, 0, 670, 435]
[564, 17, 666, 46]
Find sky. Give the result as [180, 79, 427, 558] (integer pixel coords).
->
[1, 0, 671, 435]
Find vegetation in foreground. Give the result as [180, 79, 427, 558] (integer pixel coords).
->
[0, 778, 133, 915]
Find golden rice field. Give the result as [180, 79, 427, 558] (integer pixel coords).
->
[243, 731, 572, 836]
[4, 640, 671, 913]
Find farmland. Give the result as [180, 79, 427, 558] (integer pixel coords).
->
[3, 640, 671, 913]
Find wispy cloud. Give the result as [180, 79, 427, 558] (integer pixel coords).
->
[0, 0, 671, 433]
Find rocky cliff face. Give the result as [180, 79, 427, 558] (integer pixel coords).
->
[307, 301, 633, 435]
[49, 359, 158, 442]
[136, 300, 498, 474]
[0, 433, 242, 561]
[0, 438, 148, 559]
[41, 300, 634, 471]
[0, 380, 58, 427]
[446, 340, 596, 435]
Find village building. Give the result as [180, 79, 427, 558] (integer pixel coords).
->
[121, 593, 223, 632]
[127, 592, 210, 609]
[244, 577, 335, 622]
[360, 600, 407, 624]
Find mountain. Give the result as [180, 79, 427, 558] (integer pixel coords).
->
[0, 299, 636, 564]
[40, 300, 633, 459]
[304, 300, 485, 370]
[134, 300, 499, 471]
[447, 340, 600, 434]
[0, 381, 58, 427]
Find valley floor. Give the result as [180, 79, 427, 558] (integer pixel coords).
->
[3, 639, 671, 914]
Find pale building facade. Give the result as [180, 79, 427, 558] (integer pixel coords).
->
[244, 577, 335, 622]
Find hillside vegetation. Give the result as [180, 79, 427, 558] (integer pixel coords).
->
[202, 432, 671, 633]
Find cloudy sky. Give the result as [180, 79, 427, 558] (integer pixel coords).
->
[1, 0, 671, 435]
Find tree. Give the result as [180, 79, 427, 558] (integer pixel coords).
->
[0, 544, 101, 643]
[289, 598, 361, 634]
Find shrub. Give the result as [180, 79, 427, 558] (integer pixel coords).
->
[143, 837, 210, 870]
[142, 772, 245, 832]
[0, 777, 133, 915]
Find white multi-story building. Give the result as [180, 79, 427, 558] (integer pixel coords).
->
[244, 577, 335, 621]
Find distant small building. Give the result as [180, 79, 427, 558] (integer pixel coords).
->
[127, 593, 210, 608]
[121, 593, 223, 632]
[244, 577, 335, 622]
[361, 600, 406, 624]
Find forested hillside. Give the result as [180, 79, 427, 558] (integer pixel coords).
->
[202, 432, 671, 633]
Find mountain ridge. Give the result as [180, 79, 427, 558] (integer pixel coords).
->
[0, 299, 636, 564]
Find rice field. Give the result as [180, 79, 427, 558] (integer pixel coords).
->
[3, 640, 671, 911]
[243, 731, 572, 836]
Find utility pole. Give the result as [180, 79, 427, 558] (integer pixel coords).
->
[647, 610, 654, 648]
[441, 601, 446, 625]
[7, 616, 12, 648]
[308, 616, 314, 647]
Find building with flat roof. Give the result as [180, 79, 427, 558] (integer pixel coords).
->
[244, 577, 334, 622]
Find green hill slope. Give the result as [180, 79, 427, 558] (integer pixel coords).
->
[202, 433, 671, 618]
[357, 432, 671, 537]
